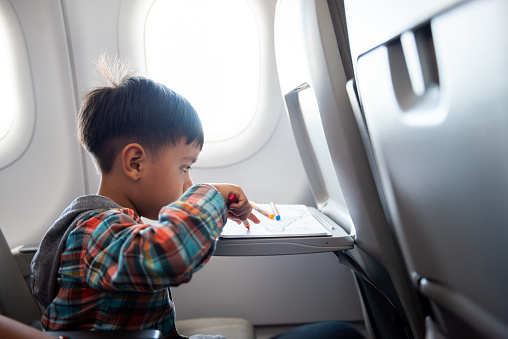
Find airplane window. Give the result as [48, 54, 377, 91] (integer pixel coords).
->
[0, 0, 35, 170]
[145, 0, 260, 143]
[0, 20, 14, 141]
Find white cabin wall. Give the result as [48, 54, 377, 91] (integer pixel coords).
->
[171, 253, 361, 325]
[61, 0, 124, 193]
[0, 0, 85, 248]
[0, 0, 363, 326]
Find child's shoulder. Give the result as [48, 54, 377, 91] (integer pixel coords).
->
[66, 206, 143, 251]
[74, 206, 141, 232]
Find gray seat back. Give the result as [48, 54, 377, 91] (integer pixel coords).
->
[0, 227, 42, 324]
[275, 1, 426, 337]
[354, 0, 508, 337]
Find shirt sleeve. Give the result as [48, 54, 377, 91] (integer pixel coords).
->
[83, 184, 227, 292]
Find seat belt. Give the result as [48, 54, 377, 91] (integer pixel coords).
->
[334, 250, 397, 310]
[336, 250, 414, 338]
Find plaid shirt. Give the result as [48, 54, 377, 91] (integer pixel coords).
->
[41, 184, 227, 338]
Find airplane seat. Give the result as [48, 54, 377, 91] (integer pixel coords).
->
[274, 0, 427, 338]
[0, 226, 42, 327]
[5, 229, 254, 339]
[351, 0, 508, 338]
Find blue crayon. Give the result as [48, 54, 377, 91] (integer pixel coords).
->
[270, 202, 281, 220]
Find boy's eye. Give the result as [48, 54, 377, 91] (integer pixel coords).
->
[182, 166, 192, 174]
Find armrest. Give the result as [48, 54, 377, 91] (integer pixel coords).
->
[0, 316, 162, 339]
[11, 245, 38, 278]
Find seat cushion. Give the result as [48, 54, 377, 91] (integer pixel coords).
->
[175, 318, 255, 339]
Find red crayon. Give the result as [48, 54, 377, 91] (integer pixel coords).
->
[228, 194, 250, 230]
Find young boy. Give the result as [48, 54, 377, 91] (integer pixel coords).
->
[30, 58, 259, 338]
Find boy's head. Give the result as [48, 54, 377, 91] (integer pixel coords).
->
[78, 57, 204, 175]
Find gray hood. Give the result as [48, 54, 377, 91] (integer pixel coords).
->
[31, 195, 121, 308]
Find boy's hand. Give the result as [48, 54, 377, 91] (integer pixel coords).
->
[210, 184, 261, 225]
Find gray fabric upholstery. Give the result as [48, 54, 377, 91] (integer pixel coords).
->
[0, 227, 42, 324]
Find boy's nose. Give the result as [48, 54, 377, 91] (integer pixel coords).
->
[183, 174, 193, 192]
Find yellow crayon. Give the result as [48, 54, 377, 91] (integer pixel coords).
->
[250, 201, 274, 219]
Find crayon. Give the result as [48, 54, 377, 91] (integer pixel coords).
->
[270, 202, 281, 220]
[242, 220, 251, 229]
[250, 201, 274, 219]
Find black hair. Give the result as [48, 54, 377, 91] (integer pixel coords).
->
[78, 59, 203, 173]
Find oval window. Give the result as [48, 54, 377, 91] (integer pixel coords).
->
[145, 0, 260, 143]
[0, 30, 14, 141]
[0, 0, 35, 169]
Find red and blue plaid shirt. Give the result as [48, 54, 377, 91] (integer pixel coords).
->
[41, 184, 227, 338]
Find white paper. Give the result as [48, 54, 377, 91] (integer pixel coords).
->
[220, 204, 332, 238]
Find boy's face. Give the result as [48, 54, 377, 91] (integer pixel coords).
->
[137, 140, 201, 220]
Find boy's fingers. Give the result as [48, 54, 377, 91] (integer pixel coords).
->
[227, 209, 260, 224]
[229, 207, 258, 220]
[213, 183, 258, 224]
[248, 213, 261, 224]
[228, 205, 251, 217]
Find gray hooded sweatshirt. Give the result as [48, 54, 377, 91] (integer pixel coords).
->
[31, 195, 121, 308]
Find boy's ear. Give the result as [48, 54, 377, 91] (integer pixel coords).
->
[121, 143, 146, 181]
